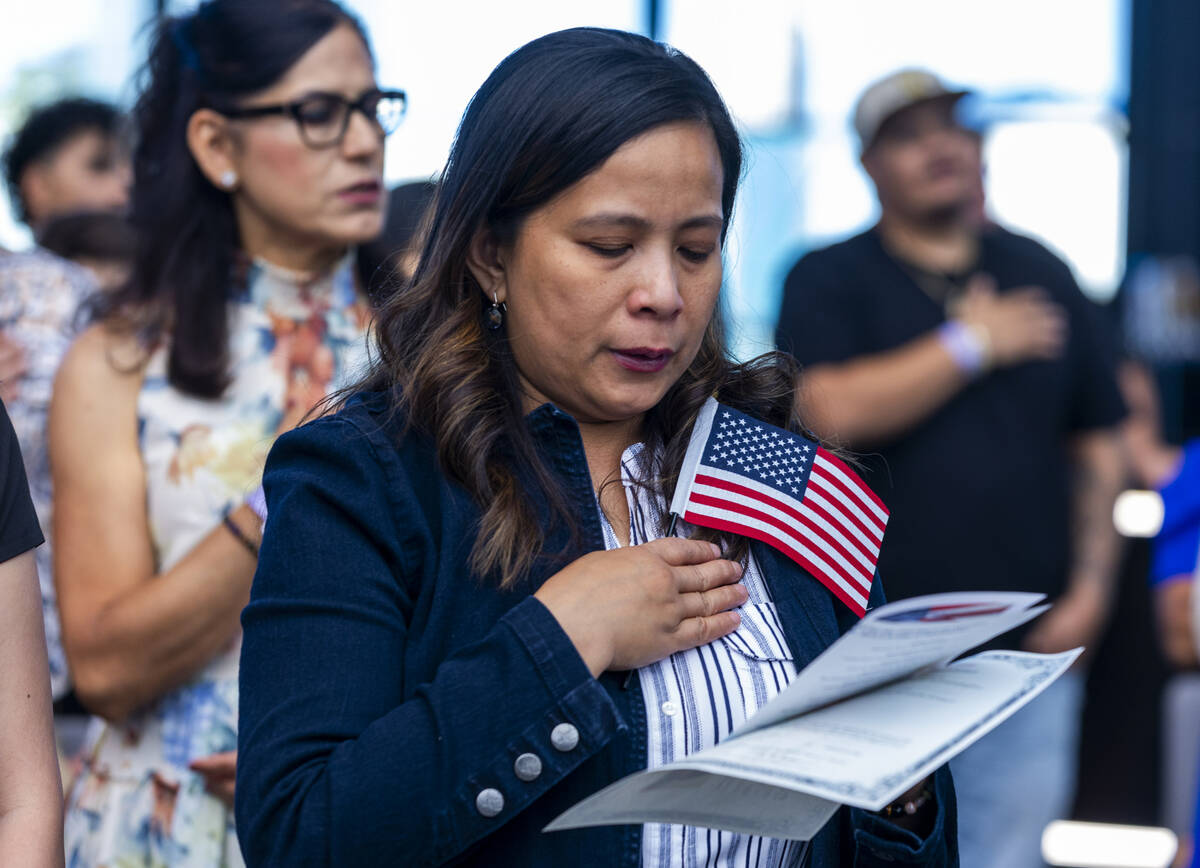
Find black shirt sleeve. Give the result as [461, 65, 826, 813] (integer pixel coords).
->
[775, 248, 869, 367]
[0, 399, 43, 563]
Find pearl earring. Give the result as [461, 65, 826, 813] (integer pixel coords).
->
[219, 170, 238, 190]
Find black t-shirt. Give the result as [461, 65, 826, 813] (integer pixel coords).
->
[0, 399, 43, 563]
[776, 226, 1126, 611]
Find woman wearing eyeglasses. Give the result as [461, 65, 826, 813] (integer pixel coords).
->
[49, 1, 403, 864]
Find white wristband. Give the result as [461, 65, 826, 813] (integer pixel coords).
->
[938, 320, 992, 377]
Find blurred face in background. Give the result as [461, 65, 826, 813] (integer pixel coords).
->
[20, 129, 130, 230]
[204, 21, 387, 266]
[483, 121, 726, 426]
[862, 98, 977, 226]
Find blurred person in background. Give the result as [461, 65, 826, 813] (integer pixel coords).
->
[775, 68, 1126, 868]
[1122, 355, 1200, 868]
[1111, 357, 1198, 868]
[240, 179, 432, 529]
[1145, 468, 1200, 868]
[0, 399, 62, 868]
[1115, 359, 1197, 666]
[3, 97, 130, 241]
[39, 211, 138, 291]
[0, 99, 133, 729]
[48, 0, 400, 863]
[356, 178, 436, 301]
[0, 251, 95, 713]
[1145, 440, 1200, 669]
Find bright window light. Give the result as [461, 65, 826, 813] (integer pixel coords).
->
[985, 120, 1126, 301]
[1042, 820, 1177, 868]
[1113, 489, 1165, 538]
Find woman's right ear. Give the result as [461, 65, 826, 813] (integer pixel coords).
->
[465, 226, 507, 305]
[186, 109, 238, 192]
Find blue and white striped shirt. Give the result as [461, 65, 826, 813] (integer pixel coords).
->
[597, 444, 806, 868]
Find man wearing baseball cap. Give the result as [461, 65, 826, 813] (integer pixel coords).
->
[776, 69, 1127, 868]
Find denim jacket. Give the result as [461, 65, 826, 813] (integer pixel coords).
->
[237, 394, 958, 867]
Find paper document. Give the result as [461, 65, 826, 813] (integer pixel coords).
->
[546, 591, 1079, 841]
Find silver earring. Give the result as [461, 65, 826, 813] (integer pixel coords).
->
[219, 170, 238, 190]
[485, 293, 506, 330]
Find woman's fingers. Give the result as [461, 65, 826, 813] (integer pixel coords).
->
[677, 581, 749, 620]
[538, 539, 750, 675]
[647, 536, 723, 566]
[188, 750, 236, 776]
[675, 556, 744, 593]
[674, 610, 742, 651]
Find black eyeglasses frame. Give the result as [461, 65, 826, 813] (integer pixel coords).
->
[217, 88, 407, 149]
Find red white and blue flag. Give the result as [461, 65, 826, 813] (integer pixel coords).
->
[669, 398, 889, 617]
[877, 602, 1010, 623]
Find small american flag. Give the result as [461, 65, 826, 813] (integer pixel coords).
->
[669, 398, 888, 617]
[878, 602, 1009, 623]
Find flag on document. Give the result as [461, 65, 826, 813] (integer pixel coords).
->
[669, 397, 888, 617]
[877, 602, 1009, 623]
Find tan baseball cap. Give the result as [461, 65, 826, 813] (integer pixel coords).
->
[854, 69, 969, 152]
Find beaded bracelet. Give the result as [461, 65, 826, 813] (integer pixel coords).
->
[878, 787, 933, 819]
[222, 514, 259, 557]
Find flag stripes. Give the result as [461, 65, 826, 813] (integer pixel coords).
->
[691, 471, 874, 587]
[679, 509, 870, 614]
[670, 398, 889, 618]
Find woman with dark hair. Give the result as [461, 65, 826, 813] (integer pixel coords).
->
[48, 0, 402, 863]
[238, 27, 956, 867]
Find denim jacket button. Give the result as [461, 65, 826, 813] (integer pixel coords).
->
[514, 752, 543, 781]
[475, 788, 505, 818]
[550, 722, 580, 752]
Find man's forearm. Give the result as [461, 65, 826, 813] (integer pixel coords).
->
[798, 330, 970, 448]
[1021, 429, 1126, 656]
[1067, 431, 1125, 605]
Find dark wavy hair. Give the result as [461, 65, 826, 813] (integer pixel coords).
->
[358, 27, 806, 587]
[97, 0, 368, 398]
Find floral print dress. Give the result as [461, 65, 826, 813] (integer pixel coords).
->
[63, 253, 371, 868]
[0, 250, 95, 700]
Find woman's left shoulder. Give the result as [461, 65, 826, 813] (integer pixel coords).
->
[269, 395, 399, 481]
[265, 392, 443, 535]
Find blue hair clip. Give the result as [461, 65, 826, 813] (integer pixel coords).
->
[170, 18, 203, 77]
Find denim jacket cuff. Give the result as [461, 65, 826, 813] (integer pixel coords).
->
[501, 595, 598, 699]
[849, 765, 957, 866]
[439, 598, 625, 863]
